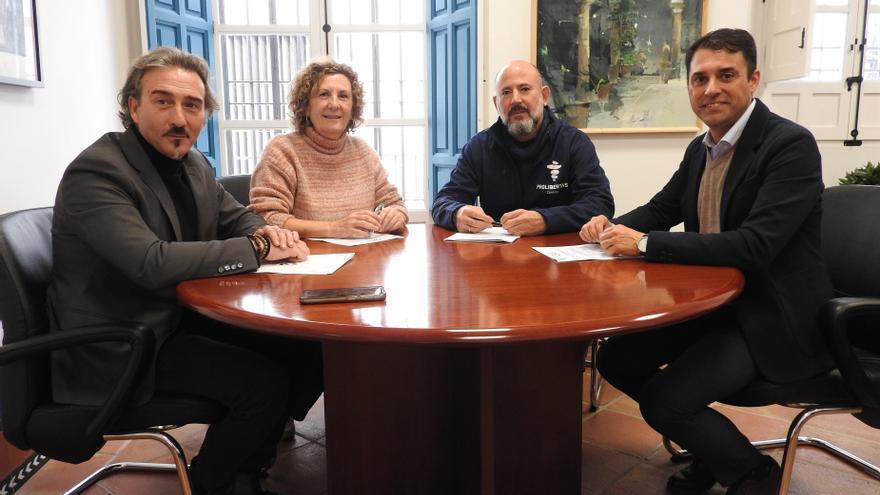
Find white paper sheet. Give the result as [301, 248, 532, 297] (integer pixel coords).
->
[256, 253, 355, 275]
[532, 244, 641, 262]
[444, 226, 519, 243]
[307, 233, 403, 246]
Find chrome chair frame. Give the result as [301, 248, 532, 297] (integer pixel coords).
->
[65, 427, 194, 495]
[663, 403, 880, 495]
[584, 338, 604, 411]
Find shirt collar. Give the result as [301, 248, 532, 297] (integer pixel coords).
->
[702, 98, 756, 159]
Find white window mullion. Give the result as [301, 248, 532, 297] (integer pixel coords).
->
[311, 0, 327, 57]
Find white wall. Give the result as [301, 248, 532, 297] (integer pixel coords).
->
[479, 0, 878, 215]
[0, 1, 141, 214]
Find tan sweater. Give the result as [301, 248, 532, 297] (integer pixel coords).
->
[697, 145, 735, 234]
[249, 127, 408, 228]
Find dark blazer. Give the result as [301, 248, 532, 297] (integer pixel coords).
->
[48, 128, 266, 406]
[615, 99, 834, 383]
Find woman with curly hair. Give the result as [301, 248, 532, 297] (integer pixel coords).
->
[250, 58, 408, 237]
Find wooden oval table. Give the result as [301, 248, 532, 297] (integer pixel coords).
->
[178, 224, 743, 495]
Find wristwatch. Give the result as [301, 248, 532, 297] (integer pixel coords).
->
[637, 235, 649, 255]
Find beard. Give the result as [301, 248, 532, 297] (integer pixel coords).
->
[502, 104, 541, 139]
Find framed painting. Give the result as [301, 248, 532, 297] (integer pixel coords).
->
[0, 0, 42, 87]
[533, 0, 706, 133]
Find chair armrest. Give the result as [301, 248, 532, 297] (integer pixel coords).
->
[0, 323, 151, 365]
[820, 297, 880, 408]
[0, 323, 155, 439]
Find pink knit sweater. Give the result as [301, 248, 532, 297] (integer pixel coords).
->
[249, 127, 408, 228]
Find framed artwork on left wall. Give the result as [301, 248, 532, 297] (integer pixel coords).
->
[0, 0, 42, 87]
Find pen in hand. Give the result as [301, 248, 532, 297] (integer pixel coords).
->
[370, 203, 385, 236]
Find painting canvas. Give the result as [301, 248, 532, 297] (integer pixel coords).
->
[535, 0, 705, 132]
[0, 0, 42, 87]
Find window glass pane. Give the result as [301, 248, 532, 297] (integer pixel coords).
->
[384, 0, 423, 24]
[219, 0, 269, 24]
[330, 0, 420, 25]
[220, 34, 310, 120]
[276, 1, 309, 24]
[399, 0, 424, 24]
[224, 128, 289, 175]
[866, 13, 880, 80]
[333, 33, 425, 119]
[330, 0, 372, 24]
[333, 33, 376, 118]
[218, 0, 309, 25]
[352, 126, 426, 209]
[376, 0, 398, 23]
[807, 12, 847, 80]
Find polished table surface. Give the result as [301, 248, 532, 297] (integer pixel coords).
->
[179, 223, 743, 344]
[178, 224, 744, 495]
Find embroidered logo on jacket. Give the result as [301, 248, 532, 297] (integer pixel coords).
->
[546, 161, 562, 181]
[536, 161, 569, 194]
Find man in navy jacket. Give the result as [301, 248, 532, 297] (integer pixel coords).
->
[431, 60, 613, 236]
[581, 29, 832, 494]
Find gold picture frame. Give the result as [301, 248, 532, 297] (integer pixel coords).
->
[532, 0, 707, 134]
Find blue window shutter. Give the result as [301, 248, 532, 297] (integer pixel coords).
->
[144, 0, 221, 174]
[427, 0, 477, 204]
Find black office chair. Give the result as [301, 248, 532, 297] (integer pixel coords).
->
[663, 185, 880, 493]
[0, 207, 225, 495]
[218, 174, 252, 207]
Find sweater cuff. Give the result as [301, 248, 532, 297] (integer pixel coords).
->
[265, 211, 295, 229]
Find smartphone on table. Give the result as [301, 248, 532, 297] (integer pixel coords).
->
[299, 285, 386, 304]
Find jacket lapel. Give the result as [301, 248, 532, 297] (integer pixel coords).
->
[118, 128, 183, 241]
[182, 153, 215, 240]
[719, 99, 770, 226]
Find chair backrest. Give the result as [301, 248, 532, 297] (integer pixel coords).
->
[217, 174, 252, 207]
[0, 207, 54, 447]
[821, 185, 880, 300]
[821, 185, 880, 426]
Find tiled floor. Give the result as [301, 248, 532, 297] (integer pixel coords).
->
[15, 369, 880, 495]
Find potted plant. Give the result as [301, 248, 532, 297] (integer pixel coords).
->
[594, 78, 612, 101]
[620, 51, 636, 77]
[839, 161, 880, 185]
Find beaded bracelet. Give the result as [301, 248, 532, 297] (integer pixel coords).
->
[247, 234, 271, 261]
[259, 234, 271, 259]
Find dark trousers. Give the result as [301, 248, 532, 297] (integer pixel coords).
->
[154, 312, 324, 491]
[596, 307, 763, 486]
[184, 311, 325, 422]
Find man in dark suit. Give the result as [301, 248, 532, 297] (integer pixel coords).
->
[580, 29, 832, 494]
[48, 46, 319, 495]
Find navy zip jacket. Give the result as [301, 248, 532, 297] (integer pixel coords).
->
[431, 107, 614, 234]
